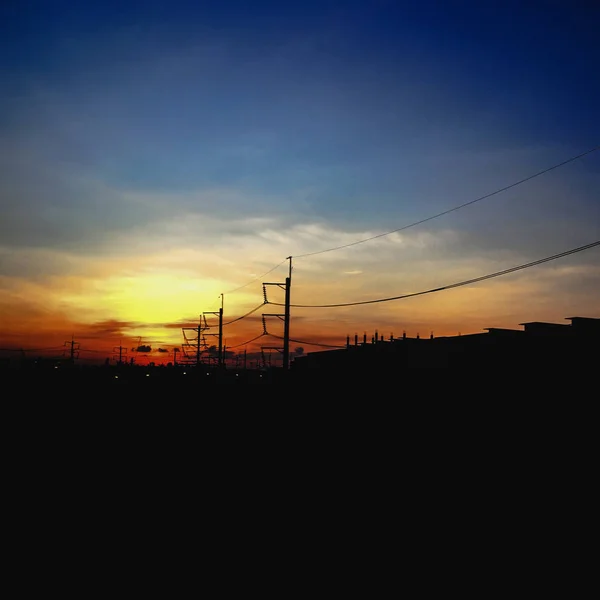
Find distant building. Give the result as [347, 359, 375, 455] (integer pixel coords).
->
[291, 316, 599, 378]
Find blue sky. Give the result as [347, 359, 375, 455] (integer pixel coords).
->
[1, 0, 599, 352]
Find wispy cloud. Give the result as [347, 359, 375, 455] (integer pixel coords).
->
[1, 5, 598, 357]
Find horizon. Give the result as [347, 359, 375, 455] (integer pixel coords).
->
[1, 1, 599, 365]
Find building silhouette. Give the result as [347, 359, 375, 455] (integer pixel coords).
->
[291, 316, 599, 378]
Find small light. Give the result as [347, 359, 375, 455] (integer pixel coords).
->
[206, 372, 210, 376]
[54, 366, 59, 369]
[115, 375, 119, 379]
[183, 372, 187, 375]
[236, 373, 239, 377]
[146, 373, 150, 377]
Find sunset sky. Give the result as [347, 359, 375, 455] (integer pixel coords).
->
[1, 0, 599, 365]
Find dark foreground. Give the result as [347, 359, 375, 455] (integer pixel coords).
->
[2, 362, 593, 395]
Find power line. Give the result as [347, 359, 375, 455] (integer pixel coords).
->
[222, 303, 265, 326]
[202, 145, 598, 308]
[293, 145, 599, 259]
[270, 334, 346, 349]
[0, 346, 65, 352]
[268, 240, 600, 308]
[227, 332, 267, 349]
[223, 259, 288, 295]
[206, 296, 222, 311]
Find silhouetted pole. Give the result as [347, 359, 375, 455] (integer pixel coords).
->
[65, 335, 79, 364]
[218, 294, 224, 368]
[283, 256, 292, 370]
[112, 343, 126, 365]
[196, 316, 201, 367]
[244, 348, 247, 369]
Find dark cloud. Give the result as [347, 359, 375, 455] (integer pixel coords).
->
[162, 312, 281, 329]
[163, 321, 202, 329]
[77, 320, 140, 339]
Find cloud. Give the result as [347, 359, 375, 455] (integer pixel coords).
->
[2, 8, 598, 361]
[77, 320, 140, 340]
[0, 166, 140, 252]
[0, 246, 83, 279]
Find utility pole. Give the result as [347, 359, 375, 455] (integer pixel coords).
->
[203, 298, 224, 368]
[64, 335, 80, 364]
[262, 256, 292, 371]
[182, 316, 209, 367]
[112, 342, 127, 366]
[218, 294, 224, 368]
[196, 315, 202, 367]
[283, 256, 292, 371]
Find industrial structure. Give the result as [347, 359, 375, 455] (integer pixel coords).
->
[179, 258, 293, 370]
[291, 316, 600, 377]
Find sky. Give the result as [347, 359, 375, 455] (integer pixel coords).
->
[1, 0, 599, 365]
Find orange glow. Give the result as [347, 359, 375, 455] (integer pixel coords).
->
[2, 227, 598, 365]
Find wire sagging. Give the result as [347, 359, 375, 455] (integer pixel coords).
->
[268, 240, 600, 308]
[292, 145, 599, 259]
